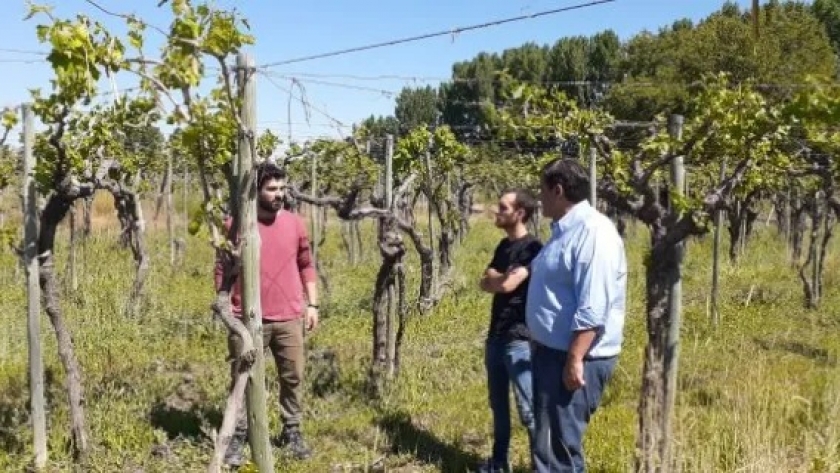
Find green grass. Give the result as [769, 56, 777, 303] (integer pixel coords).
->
[1, 198, 840, 472]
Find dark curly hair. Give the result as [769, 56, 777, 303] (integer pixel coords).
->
[255, 161, 287, 190]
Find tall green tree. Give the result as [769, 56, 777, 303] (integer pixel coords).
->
[355, 115, 399, 161]
[501, 42, 549, 83]
[813, 0, 840, 56]
[606, 1, 838, 119]
[358, 115, 399, 138]
[394, 85, 439, 135]
[439, 52, 499, 143]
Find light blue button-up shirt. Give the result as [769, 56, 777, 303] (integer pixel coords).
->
[526, 201, 627, 358]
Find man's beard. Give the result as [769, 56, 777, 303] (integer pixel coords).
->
[258, 196, 284, 213]
[494, 216, 512, 229]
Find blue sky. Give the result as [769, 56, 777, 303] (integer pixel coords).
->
[0, 0, 756, 144]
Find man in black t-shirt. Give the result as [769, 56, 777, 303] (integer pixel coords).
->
[478, 188, 543, 473]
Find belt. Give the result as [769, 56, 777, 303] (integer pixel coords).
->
[531, 339, 617, 361]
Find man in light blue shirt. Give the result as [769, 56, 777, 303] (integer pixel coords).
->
[526, 157, 627, 472]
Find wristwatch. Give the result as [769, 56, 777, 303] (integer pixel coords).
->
[307, 303, 319, 310]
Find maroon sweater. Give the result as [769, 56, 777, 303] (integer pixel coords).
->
[214, 211, 317, 322]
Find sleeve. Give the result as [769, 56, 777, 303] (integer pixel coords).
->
[296, 216, 318, 284]
[571, 226, 612, 332]
[487, 240, 505, 272]
[515, 239, 543, 272]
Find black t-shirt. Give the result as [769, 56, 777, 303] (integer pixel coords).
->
[487, 235, 543, 341]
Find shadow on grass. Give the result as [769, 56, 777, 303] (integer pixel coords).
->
[149, 401, 223, 441]
[753, 338, 837, 367]
[0, 390, 29, 454]
[0, 367, 60, 455]
[377, 409, 484, 473]
[306, 347, 342, 398]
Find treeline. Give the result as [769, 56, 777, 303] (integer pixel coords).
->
[361, 0, 839, 143]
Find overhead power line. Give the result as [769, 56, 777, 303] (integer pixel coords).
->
[259, 71, 348, 139]
[0, 48, 48, 56]
[262, 71, 398, 96]
[258, 0, 617, 69]
[0, 58, 49, 64]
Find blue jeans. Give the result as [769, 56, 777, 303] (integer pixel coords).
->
[485, 338, 536, 465]
[531, 342, 617, 473]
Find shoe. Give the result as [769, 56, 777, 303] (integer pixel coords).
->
[278, 424, 313, 460]
[475, 458, 511, 473]
[223, 429, 247, 468]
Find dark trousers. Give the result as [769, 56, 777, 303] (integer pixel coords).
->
[531, 343, 616, 472]
[485, 338, 536, 465]
[227, 318, 306, 433]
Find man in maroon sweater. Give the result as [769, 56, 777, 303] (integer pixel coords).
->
[215, 162, 319, 466]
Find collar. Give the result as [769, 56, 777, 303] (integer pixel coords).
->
[550, 200, 591, 236]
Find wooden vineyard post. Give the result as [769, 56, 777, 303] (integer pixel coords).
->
[385, 134, 397, 378]
[710, 159, 726, 326]
[23, 103, 48, 469]
[663, 114, 685, 470]
[235, 52, 274, 472]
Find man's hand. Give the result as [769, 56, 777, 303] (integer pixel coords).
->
[564, 329, 597, 391]
[305, 306, 319, 331]
[563, 357, 585, 391]
[479, 268, 503, 292]
[480, 266, 529, 294]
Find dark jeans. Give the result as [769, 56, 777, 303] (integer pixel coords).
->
[531, 342, 617, 473]
[485, 338, 536, 465]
